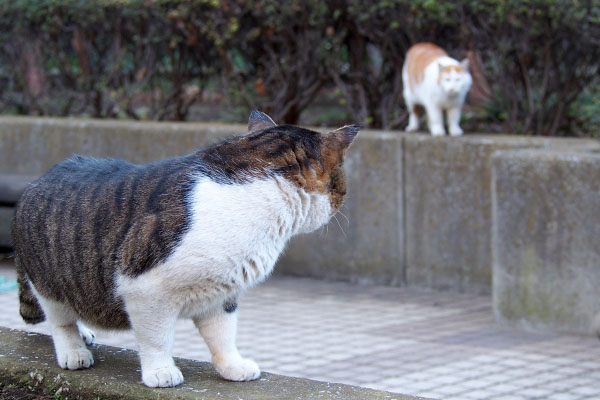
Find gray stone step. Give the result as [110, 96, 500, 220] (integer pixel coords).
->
[0, 327, 423, 400]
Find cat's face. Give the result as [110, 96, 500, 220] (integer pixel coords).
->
[244, 111, 359, 232]
[438, 61, 472, 98]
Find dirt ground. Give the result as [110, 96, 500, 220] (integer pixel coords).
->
[0, 385, 55, 400]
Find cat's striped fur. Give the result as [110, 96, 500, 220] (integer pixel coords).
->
[12, 111, 358, 387]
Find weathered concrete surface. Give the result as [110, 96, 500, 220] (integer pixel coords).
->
[403, 134, 599, 294]
[492, 148, 600, 335]
[0, 116, 243, 175]
[278, 131, 405, 285]
[0, 327, 421, 400]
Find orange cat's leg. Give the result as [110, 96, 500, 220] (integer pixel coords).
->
[447, 107, 464, 136]
[406, 104, 420, 132]
[425, 104, 445, 136]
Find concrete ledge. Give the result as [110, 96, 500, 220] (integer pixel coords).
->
[0, 116, 244, 175]
[403, 135, 599, 295]
[492, 148, 600, 335]
[0, 327, 419, 400]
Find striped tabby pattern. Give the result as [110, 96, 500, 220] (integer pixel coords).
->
[11, 111, 358, 387]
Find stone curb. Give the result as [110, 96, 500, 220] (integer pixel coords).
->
[0, 327, 427, 400]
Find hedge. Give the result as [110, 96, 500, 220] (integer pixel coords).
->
[0, 0, 599, 136]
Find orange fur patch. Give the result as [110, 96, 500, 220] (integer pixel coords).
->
[405, 43, 447, 91]
[437, 65, 464, 84]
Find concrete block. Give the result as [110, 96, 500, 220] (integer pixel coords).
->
[492, 148, 600, 335]
[401, 135, 599, 294]
[0, 117, 243, 175]
[0, 327, 415, 400]
[403, 134, 548, 294]
[277, 131, 405, 285]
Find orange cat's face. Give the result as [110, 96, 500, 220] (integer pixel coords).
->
[438, 63, 472, 98]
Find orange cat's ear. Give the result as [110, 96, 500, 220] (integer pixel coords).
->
[248, 110, 276, 132]
[326, 125, 360, 152]
[460, 58, 470, 71]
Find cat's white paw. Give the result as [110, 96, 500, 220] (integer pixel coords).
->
[215, 357, 261, 381]
[449, 126, 464, 136]
[77, 323, 96, 345]
[430, 125, 446, 136]
[57, 348, 94, 370]
[405, 123, 419, 132]
[142, 365, 184, 388]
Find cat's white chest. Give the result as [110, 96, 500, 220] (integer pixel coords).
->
[180, 176, 295, 285]
[116, 176, 307, 317]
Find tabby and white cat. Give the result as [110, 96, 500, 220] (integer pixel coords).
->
[12, 111, 358, 388]
[402, 42, 472, 136]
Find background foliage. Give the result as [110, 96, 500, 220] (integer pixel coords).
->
[0, 0, 598, 136]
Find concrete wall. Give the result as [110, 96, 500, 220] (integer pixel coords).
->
[401, 135, 599, 294]
[1, 117, 600, 334]
[492, 148, 600, 335]
[404, 136, 525, 294]
[0, 117, 243, 174]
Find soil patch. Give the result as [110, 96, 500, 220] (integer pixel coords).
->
[0, 384, 55, 400]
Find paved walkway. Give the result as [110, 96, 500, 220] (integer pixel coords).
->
[1, 259, 599, 400]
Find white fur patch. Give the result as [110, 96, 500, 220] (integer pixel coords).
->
[30, 286, 94, 370]
[116, 175, 331, 318]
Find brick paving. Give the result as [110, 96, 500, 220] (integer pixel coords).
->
[1, 260, 599, 400]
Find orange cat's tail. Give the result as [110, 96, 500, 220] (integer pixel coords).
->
[16, 257, 45, 324]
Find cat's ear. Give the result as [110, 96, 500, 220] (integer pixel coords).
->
[325, 125, 360, 152]
[460, 58, 470, 71]
[248, 110, 276, 132]
[438, 62, 444, 74]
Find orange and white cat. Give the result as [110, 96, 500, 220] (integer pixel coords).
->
[402, 42, 472, 136]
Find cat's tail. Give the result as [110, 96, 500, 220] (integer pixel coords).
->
[16, 257, 45, 324]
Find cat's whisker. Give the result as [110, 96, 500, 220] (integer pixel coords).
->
[337, 210, 350, 226]
[333, 215, 346, 237]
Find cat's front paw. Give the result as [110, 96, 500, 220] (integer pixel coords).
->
[215, 357, 261, 381]
[77, 322, 96, 345]
[449, 126, 464, 136]
[57, 348, 94, 370]
[429, 125, 446, 136]
[142, 365, 184, 388]
[405, 122, 419, 132]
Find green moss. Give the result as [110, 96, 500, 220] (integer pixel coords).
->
[500, 245, 575, 324]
